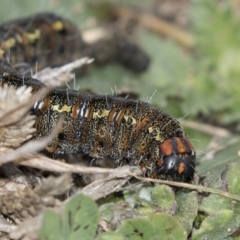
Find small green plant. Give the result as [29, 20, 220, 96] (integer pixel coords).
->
[39, 194, 99, 240]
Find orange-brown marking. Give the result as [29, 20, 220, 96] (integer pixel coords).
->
[40, 97, 51, 114]
[87, 104, 94, 121]
[135, 116, 151, 135]
[108, 107, 118, 121]
[159, 139, 173, 156]
[178, 162, 185, 174]
[176, 137, 186, 153]
[71, 102, 79, 119]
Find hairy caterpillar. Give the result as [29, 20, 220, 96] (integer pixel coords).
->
[0, 13, 195, 182]
[0, 62, 195, 181]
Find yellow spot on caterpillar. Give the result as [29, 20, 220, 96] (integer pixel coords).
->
[93, 109, 110, 119]
[4, 38, 16, 48]
[148, 126, 161, 141]
[123, 115, 137, 125]
[52, 104, 71, 113]
[26, 29, 41, 42]
[52, 21, 64, 31]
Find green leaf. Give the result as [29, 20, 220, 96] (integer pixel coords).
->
[151, 185, 176, 214]
[199, 161, 240, 215]
[149, 214, 186, 240]
[61, 194, 99, 240]
[135, 186, 155, 216]
[118, 214, 186, 240]
[40, 194, 99, 240]
[97, 232, 125, 240]
[200, 194, 233, 215]
[118, 218, 155, 240]
[39, 210, 62, 240]
[192, 210, 240, 240]
[222, 162, 240, 195]
[99, 202, 116, 223]
[175, 191, 198, 235]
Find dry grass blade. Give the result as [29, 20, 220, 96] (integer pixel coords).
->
[0, 86, 42, 150]
[18, 155, 116, 174]
[0, 86, 49, 128]
[0, 115, 35, 148]
[0, 118, 63, 165]
[0, 223, 17, 233]
[33, 57, 94, 86]
[81, 166, 141, 200]
[181, 120, 231, 137]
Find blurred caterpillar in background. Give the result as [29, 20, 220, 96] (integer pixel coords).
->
[0, 12, 150, 73]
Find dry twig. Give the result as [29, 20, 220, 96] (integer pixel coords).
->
[181, 120, 231, 137]
[112, 5, 195, 48]
[18, 155, 117, 175]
